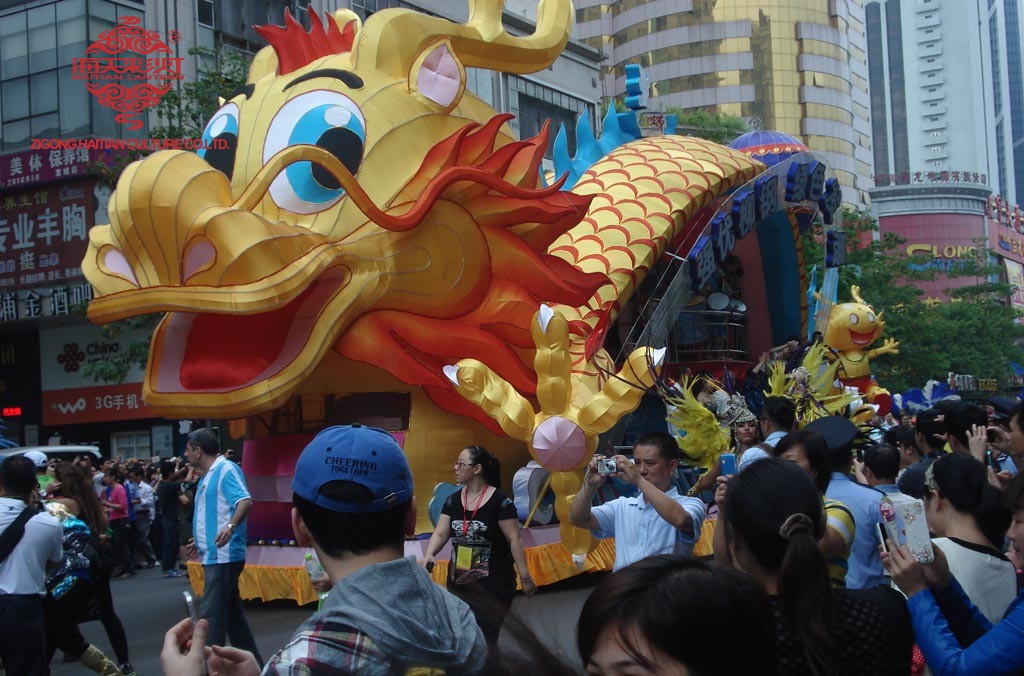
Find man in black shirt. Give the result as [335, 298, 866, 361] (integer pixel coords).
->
[898, 408, 947, 498]
[155, 461, 183, 578]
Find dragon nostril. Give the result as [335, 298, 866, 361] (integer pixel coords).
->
[103, 248, 138, 286]
[183, 241, 217, 281]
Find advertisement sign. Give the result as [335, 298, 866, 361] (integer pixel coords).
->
[991, 222, 1024, 266]
[0, 180, 100, 293]
[0, 147, 103, 191]
[1005, 259, 1024, 310]
[40, 324, 156, 425]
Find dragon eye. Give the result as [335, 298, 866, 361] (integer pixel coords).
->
[263, 90, 366, 214]
[867, 311, 876, 323]
[849, 313, 859, 325]
[198, 102, 240, 179]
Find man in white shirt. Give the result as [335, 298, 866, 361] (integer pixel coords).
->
[128, 466, 158, 568]
[0, 455, 62, 675]
[570, 432, 707, 570]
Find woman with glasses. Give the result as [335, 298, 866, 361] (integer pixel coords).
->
[422, 445, 536, 645]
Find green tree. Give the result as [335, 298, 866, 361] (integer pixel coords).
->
[151, 46, 251, 140]
[663, 107, 748, 145]
[802, 209, 1024, 393]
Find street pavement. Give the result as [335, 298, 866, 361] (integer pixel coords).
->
[50, 565, 597, 675]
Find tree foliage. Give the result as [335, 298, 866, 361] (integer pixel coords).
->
[802, 209, 1024, 394]
[662, 107, 748, 145]
[151, 47, 251, 140]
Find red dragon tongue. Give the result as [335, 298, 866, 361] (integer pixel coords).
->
[178, 285, 317, 390]
[849, 328, 876, 346]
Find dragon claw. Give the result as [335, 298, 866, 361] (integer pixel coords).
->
[537, 304, 555, 333]
[442, 364, 460, 386]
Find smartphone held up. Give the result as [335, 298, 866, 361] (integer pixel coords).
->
[183, 590, 199, 626]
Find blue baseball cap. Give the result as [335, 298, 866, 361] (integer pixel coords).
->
[292, 425, 414, 513]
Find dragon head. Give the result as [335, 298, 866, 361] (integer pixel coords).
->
[82, 1, 603, 423]
[824, 285, 886, 351]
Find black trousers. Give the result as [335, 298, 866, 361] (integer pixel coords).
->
[44, 579, 92, 661]
[448, 581, 516, 646]
[94, 568, 130, 664]
[0, 594, 48, 675]
[109, 518, 134, 574]
[160, 514, 180, 572]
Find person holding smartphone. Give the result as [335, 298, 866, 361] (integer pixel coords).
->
[570, 432, 706, 571]
[882, 471, 1024, 675]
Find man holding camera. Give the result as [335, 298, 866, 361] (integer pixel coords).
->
[570, 432, 706, 571]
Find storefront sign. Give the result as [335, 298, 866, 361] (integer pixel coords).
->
[906, 244, 978, 258]
[0, 180, 101, 294]
[40, 324, 155, 425]
[873, 170, 988, 187]
[1005, 259, 1024, 310]
[0, 147, 104, 190]
[987, 194, 1023, 232]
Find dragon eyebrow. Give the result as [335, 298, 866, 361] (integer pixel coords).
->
[283, 68, 364, 91]
[226, 83, 255, 100]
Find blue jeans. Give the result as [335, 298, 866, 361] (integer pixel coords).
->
[200, 561, 262, 664]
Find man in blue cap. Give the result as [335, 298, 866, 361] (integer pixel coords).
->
[162, 424, 486, 675]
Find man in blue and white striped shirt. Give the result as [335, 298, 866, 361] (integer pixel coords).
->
[185, 428, 262, 664]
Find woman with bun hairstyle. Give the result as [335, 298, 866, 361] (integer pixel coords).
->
[719, 458, 912, 676]
[422, 445, 535, 645]
[773, 430, 856, 588]
[922, 452, 1015, 622]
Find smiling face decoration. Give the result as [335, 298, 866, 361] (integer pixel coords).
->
[825, 299, 885, 351]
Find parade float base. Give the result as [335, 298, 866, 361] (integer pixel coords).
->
[186, 520, 717, 604]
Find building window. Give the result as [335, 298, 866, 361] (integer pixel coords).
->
[111, 430, 152, 459]
[197, 0, 214, 28]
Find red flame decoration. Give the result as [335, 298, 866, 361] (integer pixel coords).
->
[254, 7, 357, 75]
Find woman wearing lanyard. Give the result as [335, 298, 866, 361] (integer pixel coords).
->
[423, 445, 536, 645]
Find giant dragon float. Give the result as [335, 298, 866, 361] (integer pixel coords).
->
[82, 1, 850, 603]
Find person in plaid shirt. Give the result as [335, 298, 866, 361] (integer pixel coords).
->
[162, 425, 487, 675]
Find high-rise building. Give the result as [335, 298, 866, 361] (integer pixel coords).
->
[866, 0, 1024, 205]
[575, 0, 874, 207]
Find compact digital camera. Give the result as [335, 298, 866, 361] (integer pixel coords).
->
[598, 458, 619, 475]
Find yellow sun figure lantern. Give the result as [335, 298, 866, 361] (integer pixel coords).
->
[823, 285, 899, 416]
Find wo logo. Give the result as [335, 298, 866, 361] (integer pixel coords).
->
[51, 398, 87, 415]
[58, 343, 86, 373]
[72, 16, 183, 130]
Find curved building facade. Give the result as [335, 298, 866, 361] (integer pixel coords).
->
[576, 0, 873, 207]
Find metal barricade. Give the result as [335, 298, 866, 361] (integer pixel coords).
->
[672, 309, 750, 362]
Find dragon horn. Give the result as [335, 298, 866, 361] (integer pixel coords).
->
[850, 285, 866, 305]
[355, 0, 571, 75]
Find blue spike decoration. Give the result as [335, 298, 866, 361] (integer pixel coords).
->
[553, 100, 677, 190]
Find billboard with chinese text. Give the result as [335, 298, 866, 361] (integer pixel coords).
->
[0, 179, 98, 294]
[40, 324, 156, 425]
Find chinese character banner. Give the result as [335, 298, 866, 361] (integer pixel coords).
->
[0, 180, 99, 293]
